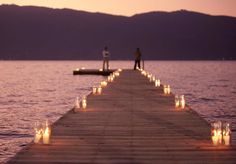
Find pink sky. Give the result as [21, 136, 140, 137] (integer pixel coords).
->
[0, 0, 236, 17]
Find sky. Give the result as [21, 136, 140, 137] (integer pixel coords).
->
[0, 0, 236, 17]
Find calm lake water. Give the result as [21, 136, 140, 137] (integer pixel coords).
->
[0, 61, 236, 163]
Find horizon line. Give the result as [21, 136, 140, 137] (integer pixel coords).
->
[1, 3, 236, 18]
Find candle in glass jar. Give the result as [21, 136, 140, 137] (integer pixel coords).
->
[43, 121, 51, 145]
[82, 96, 87, 109]
[111, 76, 114, 82]
[152, 76, 156, 82]
[114, 72, 120, 76]
[101, 81, 107, 87]
[175, 95, 180, 108]
[163, 85, 167, 94]
[34, 129, 42, 144]
[155, 79, 161, 87]
[43, 127, 50, 144]
[97, 86, 102, 94]
[223, 122, 231, 146]
[92, 86, 97, 94]
[180, 95, 185, 109]
[167, 85, 171, 94]
[223, 135, 230, 146]
[212, 135, 218, 146]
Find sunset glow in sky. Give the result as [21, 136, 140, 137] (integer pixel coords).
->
[0, 0, 236, 17]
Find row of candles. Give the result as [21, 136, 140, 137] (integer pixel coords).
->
[35, 68, 231, 146]
[74, 69, 122, 111]
[139, 68, 186, 109]
[34, 69, 122, 145]
[211, 121, 231, 146]
[34, 120, 51, 144]
[138, 68, 231, 146]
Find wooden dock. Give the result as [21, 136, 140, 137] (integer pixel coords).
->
[8, 70, 236, 163]
[73, 69, 115, 76]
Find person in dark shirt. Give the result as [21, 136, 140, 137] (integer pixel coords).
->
[134, 48, 142, 70]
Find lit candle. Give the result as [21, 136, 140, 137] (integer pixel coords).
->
[167, 85, 171, 94]
[101, 81, 107, 87]
[97, 86, 102, 95]
[141, 71, 145, 75]
[110, 76, 114, 82]
[175, 95, 180, 108]
[92, 86, 97, 94]
[223, 123, 231, 146]
[34, 129, 42, 143]
[82, 96, 87, 109]
[107, 76, 111, 82]
[99, 68, 103, 72]
[43, 127, 50, 144]
[152, 76, 156, 82]
[212, 135, 218, 146]
[155, 79, 161, 87]
[211, 129, 219, 146]
[118, 68, 122, 72]
[75, 68, 80, 71]
[211, 121, 224, 146]
[163, 85, 167, 94]
[223, 135, 230, 146]
[180, 95, 185, 109]
[163, 85, 170, 95]
[114, 71, 120, 77]
[43, 121, 51, 145]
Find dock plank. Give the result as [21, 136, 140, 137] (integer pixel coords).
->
[7, 70, 236, 164]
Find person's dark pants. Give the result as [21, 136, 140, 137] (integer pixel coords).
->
[134, 60, 141, 70]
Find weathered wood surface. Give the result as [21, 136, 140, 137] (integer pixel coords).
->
[73, 69, 115, 76]
[8, 70, 236, 164]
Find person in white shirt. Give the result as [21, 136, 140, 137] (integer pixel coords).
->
[102, 46, 110, 70]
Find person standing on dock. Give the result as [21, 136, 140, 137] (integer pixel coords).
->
[102, 46, 110, 71]
[134, 48, 142, 70]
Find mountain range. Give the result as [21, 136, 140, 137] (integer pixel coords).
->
[0, 4, 236, 60]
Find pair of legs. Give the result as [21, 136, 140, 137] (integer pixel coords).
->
[103, 58, 109, 70]
[134, 60, 141, 70]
